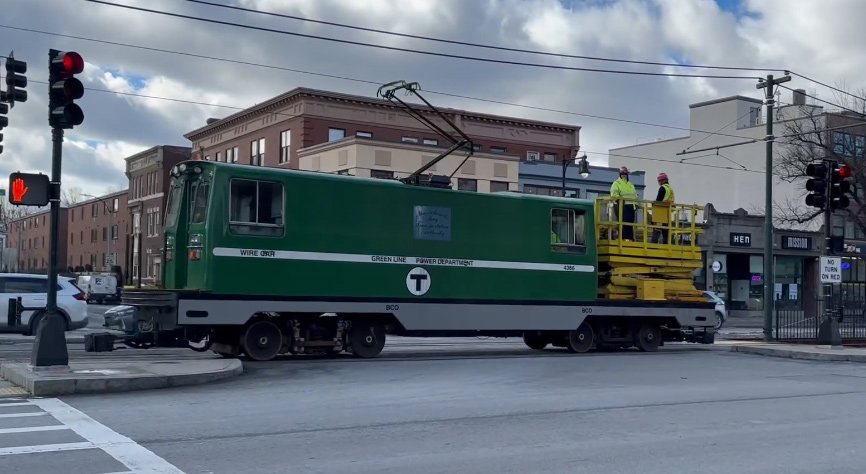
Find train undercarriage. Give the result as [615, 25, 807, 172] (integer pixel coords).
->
[87, 300, 716, 361]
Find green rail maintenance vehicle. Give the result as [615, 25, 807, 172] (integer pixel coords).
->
[88, 82, 716, 360]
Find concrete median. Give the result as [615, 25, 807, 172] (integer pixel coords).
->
[0, 358, 243, 397]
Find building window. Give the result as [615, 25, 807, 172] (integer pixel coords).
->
[458, 178, 477, 192]
[423, 138, 438, 146]
[473, 144, 482, 151]
[490, 181, 509, 193]
[328, 128, 345, 141]
[251, 138, 265, 166]
[226, 146, 238, 163]
[550, 208, 586, 251]
[280, 130, 291, 163]
[229, 178, 284, 236]
[490, 146, 506, 154]
[216, 151, 222, 162]
[111, 225, 118, 240]
[402, 137, 419, 144]
[356, 131, 373, 138]
[524, 184, 563, 197]
[543, 153, 557, 162]
[370, 169, 394, 180]
[112, 198, 119, 212]
[527, 151, 540, 161]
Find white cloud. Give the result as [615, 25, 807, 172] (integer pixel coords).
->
[0, 0, 863, 197]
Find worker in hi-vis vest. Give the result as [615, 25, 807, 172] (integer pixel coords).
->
[610, 166, 638, 240]
[650, 172, 675, 244]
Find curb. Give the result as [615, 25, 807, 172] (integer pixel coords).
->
[730, 345, 866, 363]
[0, 359, 243, 397]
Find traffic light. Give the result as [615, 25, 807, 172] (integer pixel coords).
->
[0, 101, 6, 155]
[805, 161, 828, 209]
[4, 51, 28, 108]
[48, 49, 84, 129]
[829, 162, 853, 210]
[8, 172, 50, 206]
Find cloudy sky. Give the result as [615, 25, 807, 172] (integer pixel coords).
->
[0, 0, 864, 198]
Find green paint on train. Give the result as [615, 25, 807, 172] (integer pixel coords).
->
[163, 160, 598, 303]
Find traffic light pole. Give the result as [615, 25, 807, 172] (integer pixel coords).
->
[817, 159, 842, 346]
[30, 127, 69, 367]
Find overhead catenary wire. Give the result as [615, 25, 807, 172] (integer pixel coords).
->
[82, 0, 762, 80]
[0, 24, 764, 143]
[178, 0, 783, 74]
[3, 76, 767, 176]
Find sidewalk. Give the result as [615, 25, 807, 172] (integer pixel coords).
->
[727, 341, 866, 362]
[0, 357, 243, 397]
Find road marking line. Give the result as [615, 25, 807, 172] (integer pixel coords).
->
[30, 398, 186, 474]
[0, 441, 96, 456]
[0, 425, 69, 435]
[0, 401, 33, 407]
[0, 412, 46, 418]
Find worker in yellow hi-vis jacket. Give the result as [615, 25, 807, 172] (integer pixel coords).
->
[651, 172, 675, 244]
[610, 167, 638, 240]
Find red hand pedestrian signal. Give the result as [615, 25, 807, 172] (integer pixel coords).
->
[11, 178, 28, 202]
[8, 172, 49, 206]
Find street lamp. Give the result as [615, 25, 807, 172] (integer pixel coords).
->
[82, 193, 116, 271]
[561, 152, 591, 196]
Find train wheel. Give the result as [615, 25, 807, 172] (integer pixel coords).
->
[566, 323, 594, 353]
[242, 320, 283, 361]
[349, 321, 386, 358]
[636, 324, 661, 352]
[522, 332, 548, 350]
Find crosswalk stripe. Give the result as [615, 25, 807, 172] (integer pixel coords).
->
[0, 412, 46, 418]
[0, 441, 96, 456]
[0, 425, 69, 435]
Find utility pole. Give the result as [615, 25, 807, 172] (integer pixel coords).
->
[756, 73, 791, 342]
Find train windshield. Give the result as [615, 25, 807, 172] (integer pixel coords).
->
[165, 182, 183, 228]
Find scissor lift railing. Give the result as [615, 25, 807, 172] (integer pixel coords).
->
[594, 197, 706, 302]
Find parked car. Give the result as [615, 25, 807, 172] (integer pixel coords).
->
[0, 273, 88, 335]
[704, 291, 727, 329]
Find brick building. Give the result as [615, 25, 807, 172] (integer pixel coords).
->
[66, 190, 129, 272]
[5, 210, 65, 273]
[184, 87, 580, 174]
[124, 145, 191, 285]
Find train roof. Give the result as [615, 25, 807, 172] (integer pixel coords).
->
[176, 160, 596, 207]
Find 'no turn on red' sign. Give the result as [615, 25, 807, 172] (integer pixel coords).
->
[820, 256, 843, 283]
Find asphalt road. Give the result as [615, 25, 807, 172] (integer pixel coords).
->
[3, 342, 866, 473]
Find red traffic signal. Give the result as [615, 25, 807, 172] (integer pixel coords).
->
[8, 172, 50, 206]
[837, 163, 852, 179]
[48, 49, 84, 129]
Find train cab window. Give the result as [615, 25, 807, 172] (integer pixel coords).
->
[229, 178, 284, 236]
[190, 182, 210, 223]
[550, 208, 586, 252]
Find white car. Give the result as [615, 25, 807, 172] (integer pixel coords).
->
[704, 291, 727, 329]
[0, 273, 89, 335]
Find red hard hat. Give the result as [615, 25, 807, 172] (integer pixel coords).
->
[657, 172, 668, 181]
[619, 166, 629, 175]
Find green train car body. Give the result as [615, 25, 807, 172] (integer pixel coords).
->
[118, 161, 715, 359]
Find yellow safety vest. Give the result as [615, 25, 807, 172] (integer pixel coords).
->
[661, 183, 674, 204]
[610, 178, 637, 201]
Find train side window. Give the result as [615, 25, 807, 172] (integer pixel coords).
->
[229, 178, 284, 236]
[550, 208, 586, 252]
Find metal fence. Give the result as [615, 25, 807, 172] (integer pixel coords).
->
[775, 282, 866, 343]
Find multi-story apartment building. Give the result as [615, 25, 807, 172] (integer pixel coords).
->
[124, 145, 191, 285]
[66, 190, 129, 272]
[184, 87, 581, 175]
[5, 210, 64, 273]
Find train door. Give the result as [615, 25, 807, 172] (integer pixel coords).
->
[163, 177, 189, 289]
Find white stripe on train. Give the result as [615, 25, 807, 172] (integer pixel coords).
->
[211, 247, 595, 273]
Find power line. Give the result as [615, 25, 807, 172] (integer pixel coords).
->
[0, 24, 761, 141]
[586, 150, 764, 174]
[3, 78, 765, 175]
[779, 84, 865, 117]
[83, 0, 761, 80]
[179, 0, 782, 74]
[789, 71, 866, 103]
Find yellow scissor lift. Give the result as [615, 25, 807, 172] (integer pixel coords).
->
[594, 197, 706, 303]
